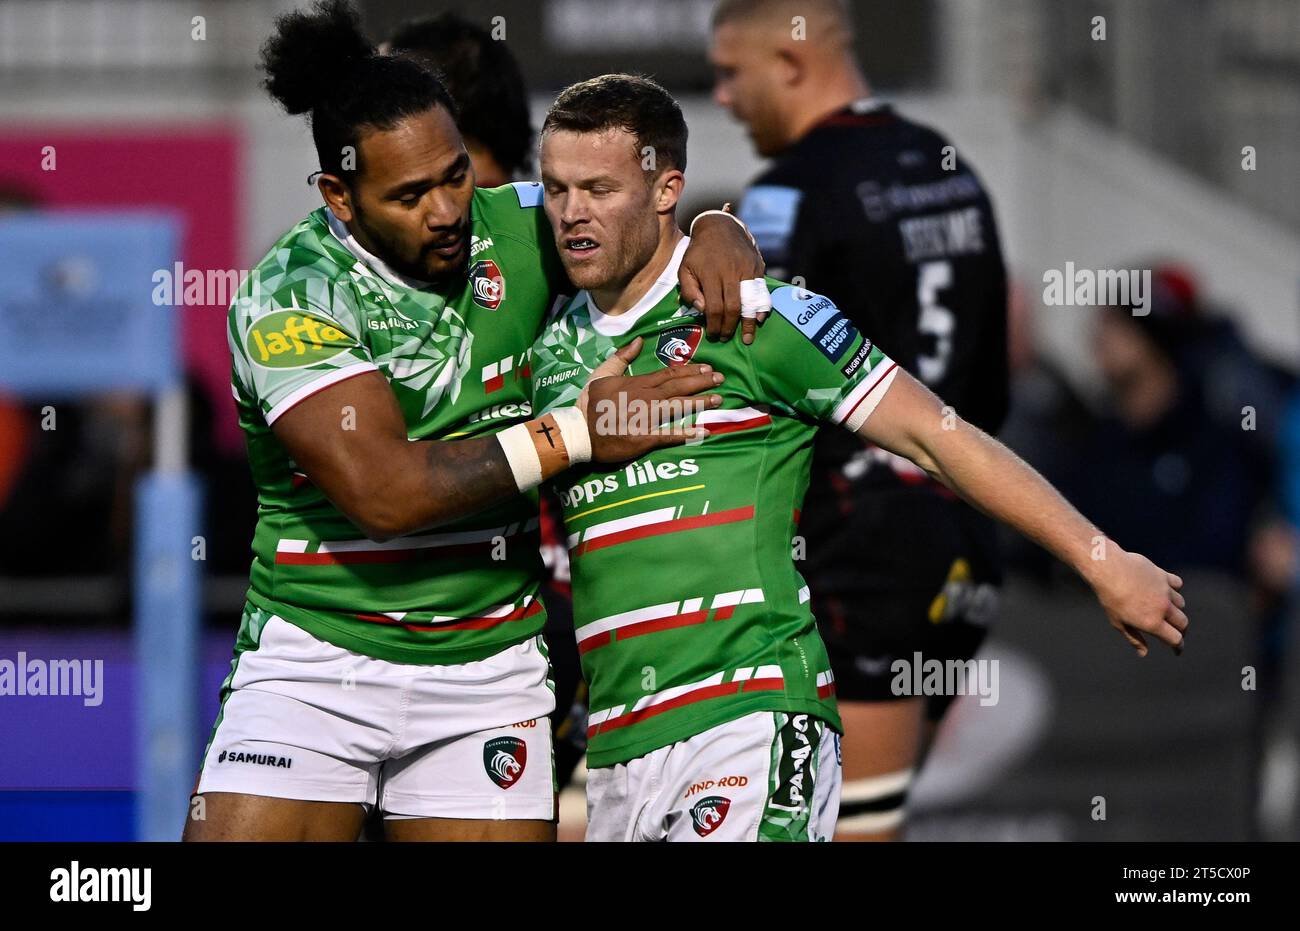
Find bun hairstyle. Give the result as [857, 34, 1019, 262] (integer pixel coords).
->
[260, 0, 458, 179]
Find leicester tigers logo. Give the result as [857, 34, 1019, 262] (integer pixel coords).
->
[483, 736, 527, 789]
[655, 324, 703, 366]
[470, 259, 505, 309]
[690, 795, 731, 836]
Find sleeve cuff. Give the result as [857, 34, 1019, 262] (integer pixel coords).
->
[263, 361, 380, 426]
[837, 362, 900, 432]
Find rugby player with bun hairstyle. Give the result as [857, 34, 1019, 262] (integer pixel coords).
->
[184, 0, 764, 842]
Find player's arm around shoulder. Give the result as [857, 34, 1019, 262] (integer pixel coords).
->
[266, 322, 723, 542]
[678, 211, 769, 344]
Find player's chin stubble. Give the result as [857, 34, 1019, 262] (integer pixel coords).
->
[356, 208, 467, 284]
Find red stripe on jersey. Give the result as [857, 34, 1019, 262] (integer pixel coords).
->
[589, 677, 785, 737]
[618, 609, 709, 641]
[712, 605, 735, 621]
[574, 505, 755, 556]
[484, 375, 506, 393]
[276, 540, 497, 565]
[353, 598, 542, 632]
[430, 598, 543, 631]
[817, 682, 836, 699]
[577, 630, 612, 654]
[702, 415, 771, 435]
[577, 609, 711, 654]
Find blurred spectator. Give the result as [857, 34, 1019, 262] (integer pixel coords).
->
[1077, 295, 1266, 575]
[387, 13, 535, 185]
[1282, 392, 1300, 534]
[1000, 261, 1297, 838]
[1007, 262, 1291, 584]
[997, 281, 1095, 580]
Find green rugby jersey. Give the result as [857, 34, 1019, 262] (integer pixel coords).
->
[530, 236, 899, 766]
[227, 182, 568, 665]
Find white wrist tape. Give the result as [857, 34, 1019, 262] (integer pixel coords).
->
[496, 407, 592, 492]
[739, 277, 772, 319]
[689, 208, 756, 246]
[497, 422, 543, 491]
[551, 405, 592, 465]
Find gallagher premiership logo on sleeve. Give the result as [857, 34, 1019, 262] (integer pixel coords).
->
[771, 286, 858, 363]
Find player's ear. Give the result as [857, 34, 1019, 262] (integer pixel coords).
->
[776, 46, 802, 88]
[317, 174, 353, 224]
[655, 169, 685, 215]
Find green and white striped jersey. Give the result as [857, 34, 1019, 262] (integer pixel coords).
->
[530, 237, 899, 767]
[226, 182, 568, 665]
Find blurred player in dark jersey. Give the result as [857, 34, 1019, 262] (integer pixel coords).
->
[389, 14, 589, 795]
[711, 0, 1009, 839]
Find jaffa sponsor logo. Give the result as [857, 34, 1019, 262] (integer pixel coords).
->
[247, 310, 353, 369]
[483, 735, 527, 788]
[690, 795, 731, 836]
[470, 259, 506, 309]
[655, 324, 703, 367]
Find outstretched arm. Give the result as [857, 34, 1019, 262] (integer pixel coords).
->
[857, 369, 1188, 656]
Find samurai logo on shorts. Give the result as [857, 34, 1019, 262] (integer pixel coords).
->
[470, 259, 506, 309]
[690, 795, 731, 836]
[484, 736, 527, 788]
[655, 325, 703, 366]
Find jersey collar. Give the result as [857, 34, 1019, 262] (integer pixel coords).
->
[584, 235, 690, 337]
[324, 209, 435, 291]
[808, 97, 892, 134]
[849, 96, 886, 113]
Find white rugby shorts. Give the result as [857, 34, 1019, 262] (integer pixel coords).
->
[196, 613, 556, 820]
[585, 711, 840, 841]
